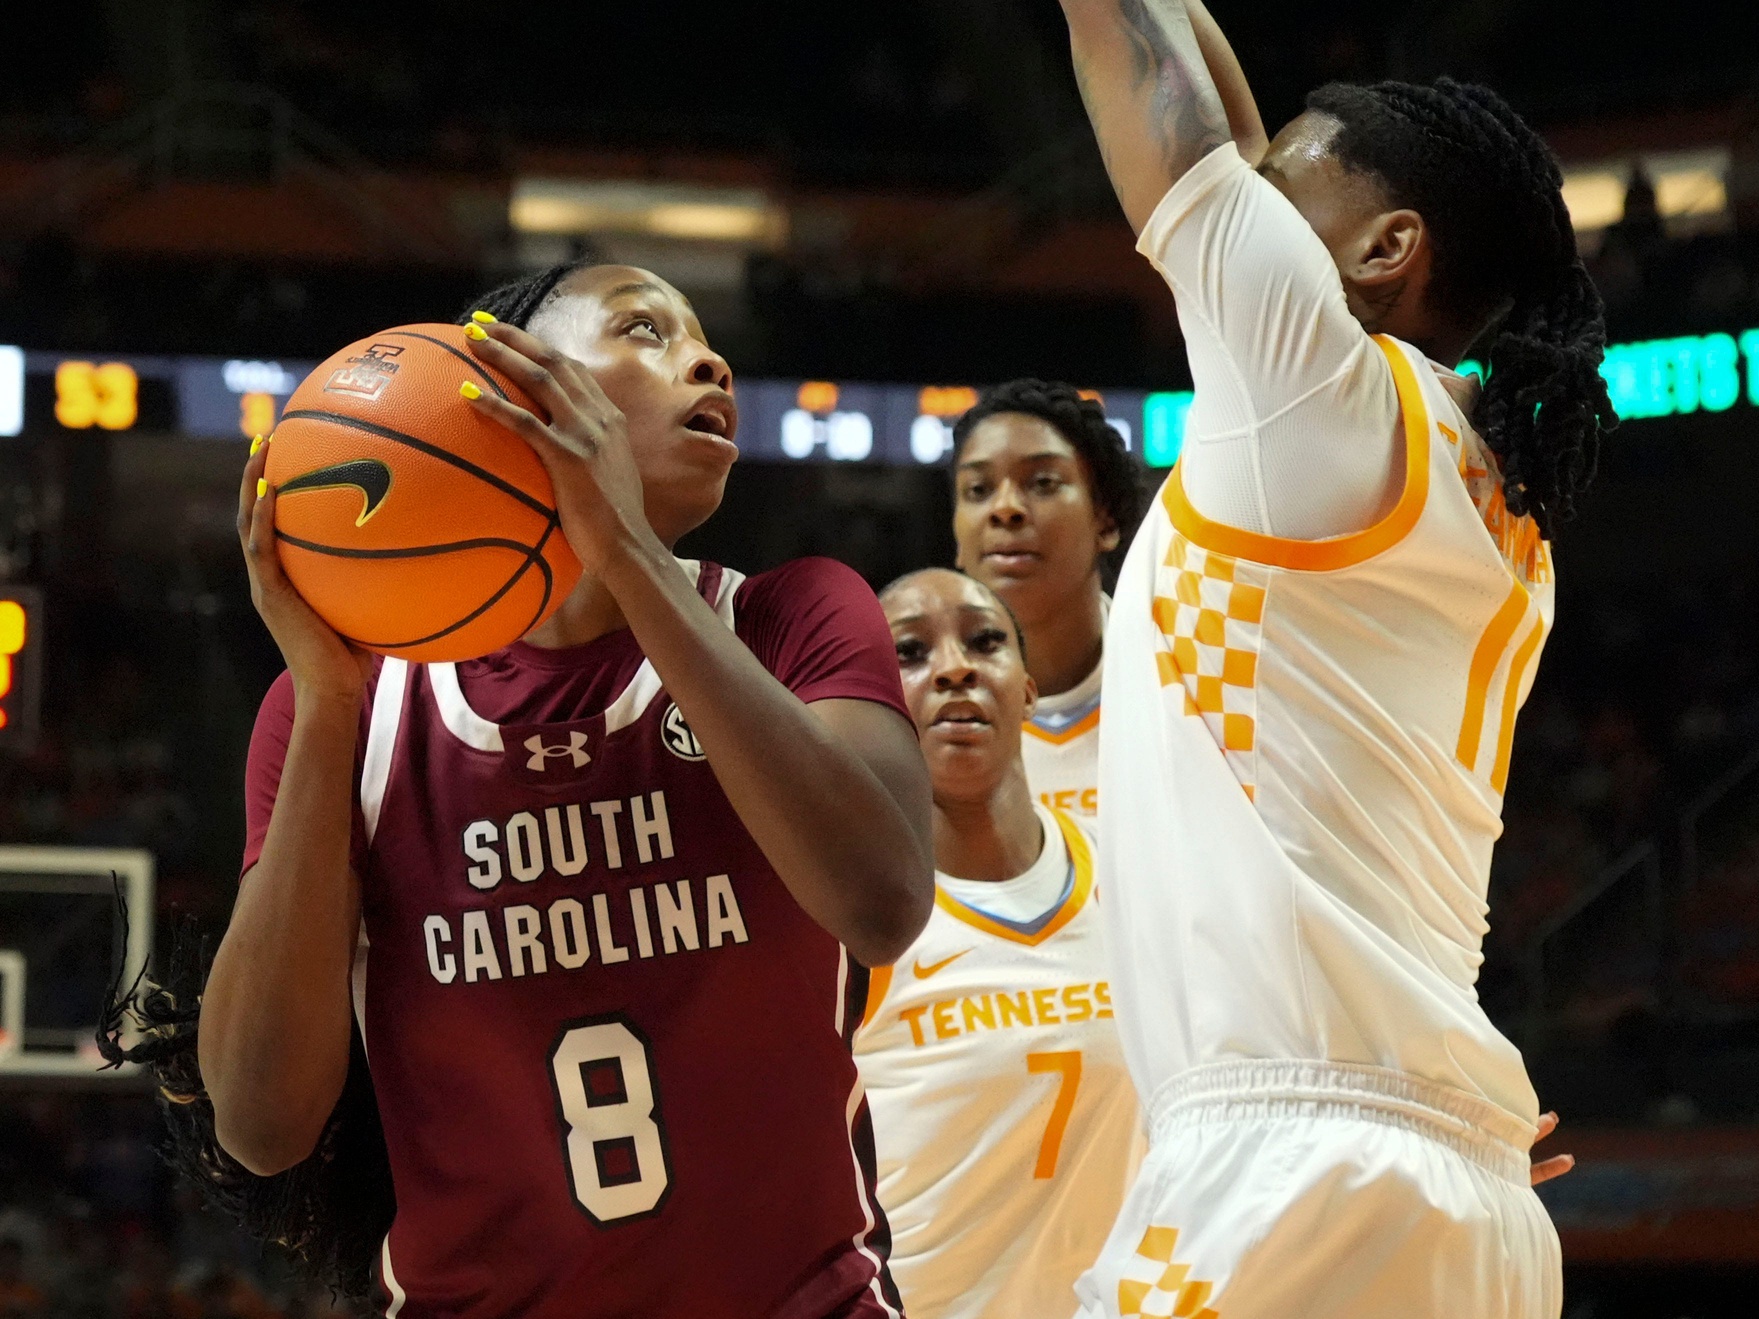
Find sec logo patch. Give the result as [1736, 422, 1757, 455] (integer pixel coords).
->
[661, 702, 705, 761]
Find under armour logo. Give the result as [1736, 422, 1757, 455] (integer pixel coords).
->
[525, 731, 590, 771]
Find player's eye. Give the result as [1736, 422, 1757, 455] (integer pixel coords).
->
[627, 317, 665, 343]
[1032, 473, 1064, 494]
[970, 628, 1008, 653]
[894, 638, 928, 665]
[960, 482, 991, 502]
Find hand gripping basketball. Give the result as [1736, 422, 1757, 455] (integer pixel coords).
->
[239, 438, 374, 704]
[459, 321, 655, 577]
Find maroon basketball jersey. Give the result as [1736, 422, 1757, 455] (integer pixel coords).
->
[249, 559, 906, 1318]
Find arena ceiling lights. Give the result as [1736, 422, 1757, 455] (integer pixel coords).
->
[1561, 149, 1730, 242]
[510, 180, 786, 247]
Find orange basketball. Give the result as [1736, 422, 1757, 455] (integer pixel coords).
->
[264, 324, 582, 663]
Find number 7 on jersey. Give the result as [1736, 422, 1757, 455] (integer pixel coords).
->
[1027, 1050, 1083, 1179]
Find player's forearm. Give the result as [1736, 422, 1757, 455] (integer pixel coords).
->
[1060, 0, 1234, 232]
[600, 539, 934, 966]
[200, 698, 361, 1176]
[1185, 0, 1268, 163]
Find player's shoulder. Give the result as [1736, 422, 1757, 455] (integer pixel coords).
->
[731, 556, 885, 640]
[734, 556, 876, 609]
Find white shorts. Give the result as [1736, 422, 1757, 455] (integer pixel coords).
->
[1074, 1060, 1561, 1319]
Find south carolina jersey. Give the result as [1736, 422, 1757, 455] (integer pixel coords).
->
[1022, 655, 1102, 820]
[856, 807, 1141, 1319]
[242, 559, 908, 1319]
[1102, 318, 1553, 1131]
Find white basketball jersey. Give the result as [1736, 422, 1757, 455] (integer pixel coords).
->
[1021, 599, 1108, 820]
[856, 808, 1142, 1319]
[1022, 663, 1101, 820]
[1101, 335, 1553, 1133]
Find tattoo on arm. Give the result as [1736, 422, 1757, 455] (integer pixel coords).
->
[1115, 0, 1232, 174]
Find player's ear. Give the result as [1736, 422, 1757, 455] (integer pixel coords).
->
[1096, 510, 1120, 558]
[1021, 672, 1039, 721]
[1356, 208, 1425, 285]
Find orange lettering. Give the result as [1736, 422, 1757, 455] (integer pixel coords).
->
[1032, 987, 1062, 1024]
[899, 1005, 929, 1047]
[931, 1000, 960, 1040]
[997, 991, 1033, 1028]
[1095, 981, 1113, 1019]
[961, 995, 996, 1033]
[1062, 983, 1093, 1023]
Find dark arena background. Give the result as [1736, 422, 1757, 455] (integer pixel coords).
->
[0, 2, 1756, 1316]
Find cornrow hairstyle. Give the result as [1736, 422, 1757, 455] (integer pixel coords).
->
[951, 379, 1147, 579]
[1305, 77, 1614, 537]
[880, 567, 1030, 669]
[455, 260, 599, 330]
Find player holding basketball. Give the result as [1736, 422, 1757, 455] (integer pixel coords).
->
[1059, 1, 1612, 1316]
[951, 381, 1144, 819]
[201, 263, 933, 1317]
[857, 568, 1139, 1318]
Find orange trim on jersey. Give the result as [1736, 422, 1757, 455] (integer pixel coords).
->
[1457, 580, 1531, 770]
[859, 963, 894, 1031]
[933, 808, 1096, 946]
[1161, 335, 1432, 572]
[1022, 706, 1100, 746]
[1490, 619, 1545, 794]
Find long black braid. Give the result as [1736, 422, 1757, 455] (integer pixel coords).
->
[93, 267, 612, 1304]
[1306, 78, 1614, 537]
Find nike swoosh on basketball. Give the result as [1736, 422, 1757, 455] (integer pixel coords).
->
[912, 949, 973, 979]
[279, 458, 394, 526]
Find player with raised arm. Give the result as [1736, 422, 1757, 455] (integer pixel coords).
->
[857, 568, 1140, 1318]
[951, 381, 1145, 820]
[118, 262, 933, 1318]
[1057, 1, 1611, 1316]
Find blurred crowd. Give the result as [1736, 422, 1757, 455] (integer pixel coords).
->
[0, 1097, 360, 1318]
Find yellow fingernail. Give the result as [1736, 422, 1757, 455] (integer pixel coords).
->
[464, 323, 488, 341]
[460, 381, 483, 400]
[471, 310, 497, 324]
[249, 434, 264, 455]
[256, 478, 268, 498]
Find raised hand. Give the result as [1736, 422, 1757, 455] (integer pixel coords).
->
[459, 317, 655, 576]
[238, 437, 373, 704]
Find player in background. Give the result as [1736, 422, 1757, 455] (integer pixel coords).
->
[951, 381, 1144, 819]
[115, 263, 933, 1318]
[858, 568, 1140, 1319]
[1059, 1, 1610, 1316]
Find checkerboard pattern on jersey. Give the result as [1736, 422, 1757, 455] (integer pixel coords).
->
[1116, 1225, 1220, 1318]
[1153, 533, 1266, 799]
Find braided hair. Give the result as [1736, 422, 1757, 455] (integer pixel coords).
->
[952, 379, 1147, 577]
[456, 260, 598, 330]
[1306, 78, 1614, 537]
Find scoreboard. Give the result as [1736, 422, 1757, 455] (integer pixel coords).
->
[0, 586, 42, 753]
[0, 344, 1193, 468]
[2, 326, 1758, 468]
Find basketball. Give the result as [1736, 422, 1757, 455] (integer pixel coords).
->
[263, 324, 582, 663]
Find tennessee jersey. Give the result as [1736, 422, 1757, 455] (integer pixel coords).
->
[856, 807, 1142, 1319]
[1102, 328, 1552, 1131]
[1021, 599, 1108, 820]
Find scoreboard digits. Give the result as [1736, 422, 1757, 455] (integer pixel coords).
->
[54, 361, 140, 431]
[0, 588, 42, 750]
